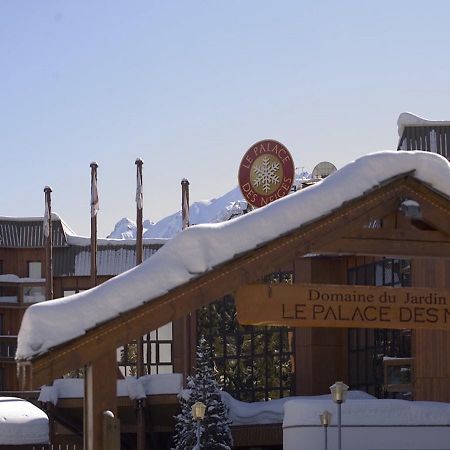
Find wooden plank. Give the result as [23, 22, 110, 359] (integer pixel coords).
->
[24, 175, 450, 387]
[316, 237, 450, 258]
[235, 283, 450, 330]
[346, 229, 450, 242]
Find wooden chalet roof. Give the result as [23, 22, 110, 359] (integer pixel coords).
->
[17, 164, 450, 388]
[397, 112, 450, 159]
[0, 217, 68, 248]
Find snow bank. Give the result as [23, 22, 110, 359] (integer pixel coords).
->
[283, 398, 450, 427]
[16, 151, 450, 360]
[0, 397, 49, 445]
[38, 374, 183, 405]
[222, 391, 375, 425]
[284, 398, 450, 450]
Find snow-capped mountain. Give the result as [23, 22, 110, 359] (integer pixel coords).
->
[108, 186, 248, 239]
[108, 170, 312, 239]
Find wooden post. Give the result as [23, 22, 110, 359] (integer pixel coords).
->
[181, 179, 192, 380]
[84, 351, 118, 450]
[90, 162, 99, 287]
[135, 157, 146, 450]
[44, 186, 53, 300]
[103, 411, 120, 450]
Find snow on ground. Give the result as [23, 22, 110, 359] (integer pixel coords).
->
[0, 397, 49, 445]
[283, 398, 450, 427]
[38, 373, 184, 405]
[16, 151, 450, 360]
[222, 391, 375, 425]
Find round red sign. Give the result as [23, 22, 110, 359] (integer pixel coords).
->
[238, 139, 295, 208]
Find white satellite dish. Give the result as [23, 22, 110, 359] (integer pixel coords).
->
[311, 161, 337, 179]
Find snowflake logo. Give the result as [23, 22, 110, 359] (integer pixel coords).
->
[252, 156, 281, 193]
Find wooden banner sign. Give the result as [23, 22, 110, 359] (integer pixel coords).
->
[235, 283, 450, 330]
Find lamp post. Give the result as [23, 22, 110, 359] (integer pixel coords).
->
[191, 401, 206, 449]
[319, 410, 332, 450]
[330, 381, 349, 450]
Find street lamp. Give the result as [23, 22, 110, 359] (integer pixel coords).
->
[319, 410, 332, 450]
[330, 381, 349, 450]
[191, 401, 206, 449]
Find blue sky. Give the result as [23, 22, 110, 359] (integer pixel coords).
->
[2, 1, 450, 237]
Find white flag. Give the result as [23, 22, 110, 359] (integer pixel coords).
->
[91, 172, 99, 217]
[136, 169, 143, 210]
[43, 198, 50, 238]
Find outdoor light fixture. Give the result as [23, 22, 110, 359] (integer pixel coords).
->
[191, 401, 206, 421]
[330, 381, 349, 450]
[319, 410, 332, 450]
[191, 401, 206, 449]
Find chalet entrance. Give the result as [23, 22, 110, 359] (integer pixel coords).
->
[15, 151, 450, 449]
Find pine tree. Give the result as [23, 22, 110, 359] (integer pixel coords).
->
[172, 337, 233, 450]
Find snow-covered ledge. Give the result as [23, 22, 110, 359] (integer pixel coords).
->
[283, 398, 450, 450]
[38, 374, 183, 405]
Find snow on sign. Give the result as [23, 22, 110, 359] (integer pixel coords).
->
[238, 139, 295, 208]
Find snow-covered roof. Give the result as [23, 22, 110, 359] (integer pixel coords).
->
[0, 397, 49, 445]
[397, 112, 450, 137]
[16, 151, 450, 361]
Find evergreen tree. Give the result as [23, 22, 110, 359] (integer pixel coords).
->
[172, 337, 233, 450]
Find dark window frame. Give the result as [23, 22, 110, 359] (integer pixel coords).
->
[347, 259, 411, 399]
[198, 273, 295, 402]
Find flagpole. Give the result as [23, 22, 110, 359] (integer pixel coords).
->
[135, 158, 144, 266]
[44, 186, 53, 300]
[181, 178, 190, 230]
[181, 178, 191, 382]
[135, 158, 146, 450]
[90, 162, 99, 287]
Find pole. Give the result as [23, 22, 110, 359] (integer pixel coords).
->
[324, 425, 328, 450]
[135, 158, 146, 450]
[43, 186, 53, 300]
[181, 178, 190, 230]
[338, 402, 342, 450]
[196, 419, 201, 449]
[90, 162, 99, 287]
[181, 179, 191, 381]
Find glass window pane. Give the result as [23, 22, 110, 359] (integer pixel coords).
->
[158, 322, 172, 340]
[157, 365, 173, 374]
[28, 262, 42, 278]
[159, 343, 172, 363]
[150, 343, 156, 364]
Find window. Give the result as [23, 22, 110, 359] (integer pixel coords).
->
[28, 261, 42, 278]
[198, 293, 294, 402]
[64, 290, 77, 297]
[118, 323, 173, 376]
[0, 260, 3, 297]
[348, 259, 411, 399]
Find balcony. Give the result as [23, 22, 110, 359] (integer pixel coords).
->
[0, 275, 46, 305]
